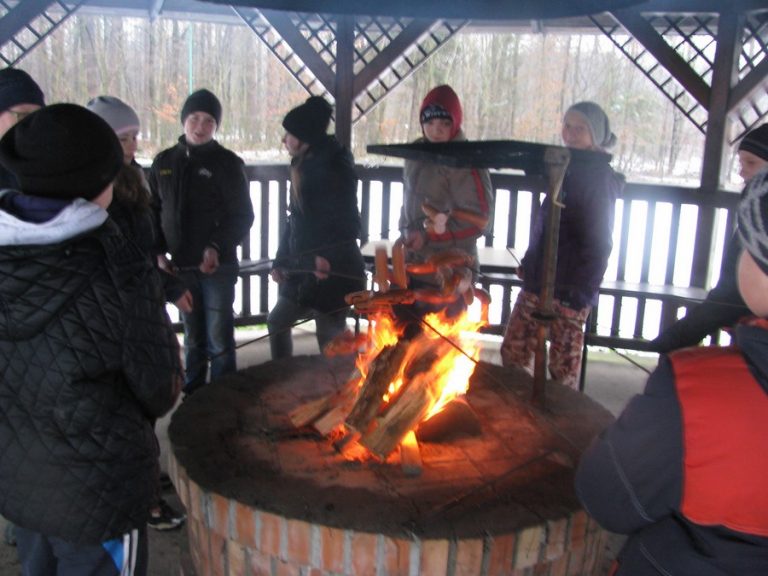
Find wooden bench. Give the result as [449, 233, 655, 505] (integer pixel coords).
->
[578, 280, 709, 390]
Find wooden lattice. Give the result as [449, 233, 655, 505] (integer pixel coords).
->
[234, 7, 465, 123]
[594, 10, 768, 141]
[0, 0, 86, 67]
[732, 13, 768, 141]
[591, 13, 710, 134]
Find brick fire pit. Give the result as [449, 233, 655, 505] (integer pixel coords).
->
[168, 355, 615, 575]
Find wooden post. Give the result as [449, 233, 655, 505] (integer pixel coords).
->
[334, 14, 355, 149]
[532, 146, 570, 407]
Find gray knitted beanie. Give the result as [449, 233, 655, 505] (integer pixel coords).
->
[566, 101, 617, 150]
[86, 95, 140, 136]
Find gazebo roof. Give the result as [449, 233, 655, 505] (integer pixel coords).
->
[0, 0, 766, 190]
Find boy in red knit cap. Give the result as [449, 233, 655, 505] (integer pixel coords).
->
[398, 84, 493, 318]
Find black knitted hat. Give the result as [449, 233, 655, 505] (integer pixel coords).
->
[0, 68, 44, 112]
[282, 96, 332, 145]
[0, 103, 122, 200]
[738, 124, 768, 162]
[180, 89, 222, 126]
[738, 168, 768, 275]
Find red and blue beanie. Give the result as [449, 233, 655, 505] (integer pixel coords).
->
[419, 84, 462, 140]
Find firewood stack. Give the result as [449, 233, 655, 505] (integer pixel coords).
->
[288, 240, 491, 474]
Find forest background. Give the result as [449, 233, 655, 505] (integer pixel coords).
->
[14, 13, 746, 188]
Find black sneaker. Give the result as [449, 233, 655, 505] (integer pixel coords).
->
[148, 499, 186, 531]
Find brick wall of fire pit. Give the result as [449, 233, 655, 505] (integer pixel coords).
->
[168, 356, 617, 576]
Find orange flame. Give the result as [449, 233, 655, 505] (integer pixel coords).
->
[360, 305, 486, 427]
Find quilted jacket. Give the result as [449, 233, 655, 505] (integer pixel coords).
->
[0, 194, 182, 544]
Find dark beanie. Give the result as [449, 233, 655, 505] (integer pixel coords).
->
[282, 96, 332, 145]
[0, 103, 123, 200]
[737, 167, 768, 275]
[738, 124, 768, 162]
[0, 68, 45, 112]
[180, 89, 222, 126]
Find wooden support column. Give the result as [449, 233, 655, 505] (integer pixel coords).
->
[334, 15, 355, 149]
[691, 8, 743, 288]
[532, 147, 570, 408]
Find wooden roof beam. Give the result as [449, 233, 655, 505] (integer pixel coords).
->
[258, 9, 336, 93]
[352, 19, 436, 97]
[729, 58, 768, 113]
[610, 7, 711, 108]
[0, 0, 54, 46]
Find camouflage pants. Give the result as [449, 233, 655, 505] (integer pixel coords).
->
[500, 290, 591, 389]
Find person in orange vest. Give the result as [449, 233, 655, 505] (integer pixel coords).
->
[575, 167, 768, 574]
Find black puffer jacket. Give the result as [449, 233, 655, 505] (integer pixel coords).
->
[273, 135, 365, 312]
[0, 213, 182, 544]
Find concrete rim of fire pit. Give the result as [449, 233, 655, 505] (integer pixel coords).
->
[168, 355, 613, 541]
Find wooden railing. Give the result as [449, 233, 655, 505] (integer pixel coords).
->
[230, 164, 740, 349]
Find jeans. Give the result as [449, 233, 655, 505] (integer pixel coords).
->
[267, 295, 348, 359]
[16, 526, 147, 576]
[180, 263, 238, 394]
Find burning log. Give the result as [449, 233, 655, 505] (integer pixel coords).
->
[416, 396, 481, 443]
[288, 370, 360, 429]
[359, 369, 434, 459]
[346, 340, 410, 433]
[288, 395, 333, 429]
[313, 397, 357, 436]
